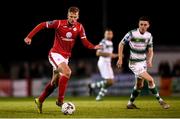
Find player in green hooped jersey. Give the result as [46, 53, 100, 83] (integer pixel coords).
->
[117, 16, 170, 109]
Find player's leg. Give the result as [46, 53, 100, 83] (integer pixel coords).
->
[37, 53, 62, 103]
[127, 77, 143, 109]
[35, 60, 60, 113]
[56, 62, 71, 106]
[46, 52, 70, 107]
[139, 71, 170, 109]
[96, 79, 114, 101]
[127, 61, 146, 109]
[89, 60, 108, 90]
[88, 60, 105, 96]
[38, 70, 59, 103]
[95, 61, 114, 101]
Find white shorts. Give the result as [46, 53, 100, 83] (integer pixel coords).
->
[48, 52, 69, 70]
[129, 61, 147, 76]
[97, 60, 114, 79]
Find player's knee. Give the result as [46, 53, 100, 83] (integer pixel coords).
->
[137, 86, 144, 90]
[148, 81, 155, 88]
[136, 77, 144, 89]
[54, 69, 60, 77]
[63, 69, 72, 78]
[148, 78, 154, 85]
[54, 69, 60, 74]
[136, 83, 144, 90]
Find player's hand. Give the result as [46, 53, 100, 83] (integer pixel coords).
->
[147, 61, 153, 68]
[94, 45, 103, 50]
[117, 58, 123, 68]
[111, 53, 118, 58]
[24, 37, 32, 45]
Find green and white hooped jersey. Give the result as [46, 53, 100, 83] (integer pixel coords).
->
[97, 39, 113, 62]
[121, 28, 153, 62]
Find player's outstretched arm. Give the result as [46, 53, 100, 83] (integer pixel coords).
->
[117, 42, 124, 68]
[96, 51, 111, 57]
[81, 38, 102, 50]
[96, 51, 118, 58]
[79, 24, 102, 50]
[111, 53, 118, 58]
[24, 22, 46, 45]
[94, 44, 102, 50]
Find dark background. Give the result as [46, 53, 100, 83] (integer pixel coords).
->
[0, 0, 179, 62]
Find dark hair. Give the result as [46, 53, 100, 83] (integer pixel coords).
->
[68, 6, 80, 13]
[104, 28, 113, 32]
[139, 16, 150, 23]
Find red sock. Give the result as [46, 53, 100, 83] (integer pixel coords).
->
[39, 81, 56, 103]
[58, 75, 69, 103]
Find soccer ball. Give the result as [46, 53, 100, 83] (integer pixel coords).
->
[61, 102, 75, 115]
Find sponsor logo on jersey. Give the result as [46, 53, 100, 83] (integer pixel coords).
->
[133, 44, 146, 47]
[66, 32, 72, 39]
[61, 37, 74, 41]
[73, 27, 77, 31]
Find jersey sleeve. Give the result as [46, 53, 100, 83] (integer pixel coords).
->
[79, 24, 95, 49]
[147, 35, 153, 48]
[81, 38, 95, 49]
[120, 31, 132, 45]
[79, 24, 87, 39]
[26, 20, 60, 39]
[97, 40, 106, 52]
[27, 22, 46, 39]
[46, 20, 61, 29]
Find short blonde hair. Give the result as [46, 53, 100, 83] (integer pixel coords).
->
[68, 7, 79, 13]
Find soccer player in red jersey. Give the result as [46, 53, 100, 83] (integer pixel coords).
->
[24, 6, 101, 113]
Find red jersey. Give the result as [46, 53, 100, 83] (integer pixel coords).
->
[27, 20, 95, 58]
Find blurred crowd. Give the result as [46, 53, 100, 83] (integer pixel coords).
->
[159, 59, 180, 77]
[0, 58, 180, 79]
[0, 59, 100, 79]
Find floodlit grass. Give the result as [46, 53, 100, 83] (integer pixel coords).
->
[0, 96, 179, 118]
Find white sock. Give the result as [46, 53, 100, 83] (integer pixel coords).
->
[159, 98, 163, 102]
[91, 83, 96, 88]
[128, 101, 133, 105]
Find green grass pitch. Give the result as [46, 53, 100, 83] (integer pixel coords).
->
[0, 96, 179, 118]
